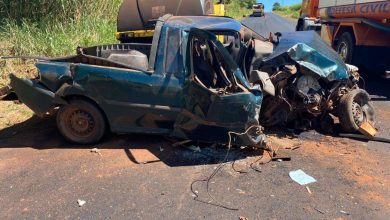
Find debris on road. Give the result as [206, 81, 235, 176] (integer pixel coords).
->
[289, 169, 317, 185]
[358, 121, 378, 138]
[306, 186, 312, 194]
[339, 133, 390, 144]
[314, 207, 325, 214]
[292, 146, 300, 150]
[90, 148, 102, 156]
[128, 149, 160, 164]
[340, 210, 350, 215]
[271, 153, 291, 162]
[77, 199, 86, 207]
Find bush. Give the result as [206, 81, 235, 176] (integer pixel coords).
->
[0, 0, 121, 24]
[0, 0, 122, 57]
[273, 3, 301, 19]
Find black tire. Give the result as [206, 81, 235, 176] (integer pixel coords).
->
[338, 89, 376, 133]
[57, 99, 106, 144]
[336, 32, 355, 64]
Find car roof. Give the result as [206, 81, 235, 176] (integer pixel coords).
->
[165, 16, 242, 32]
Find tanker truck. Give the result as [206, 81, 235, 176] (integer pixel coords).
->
[116, 0, 225, 43]
[297, 0, 390, 76]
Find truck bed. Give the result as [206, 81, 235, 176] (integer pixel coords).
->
[53, 43, 152, 71]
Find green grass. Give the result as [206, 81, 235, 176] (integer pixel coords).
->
[226, 2, 253, 20]
[1, 18, 118, 57]
[0, 0, 122, 86]
[223, 0, 256, 19]
[0, 0, 121, 57]
[274, 3, 301, 19]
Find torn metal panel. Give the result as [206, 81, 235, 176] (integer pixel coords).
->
[9, 75, 57, 117]
[262, 31, 350, 81]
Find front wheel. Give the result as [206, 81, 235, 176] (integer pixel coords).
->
[338, 89, 376, 133]
[57, 99, 106, 144]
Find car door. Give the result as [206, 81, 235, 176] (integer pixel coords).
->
[173, 28, 263, 145]
[98, 27, 186, 134]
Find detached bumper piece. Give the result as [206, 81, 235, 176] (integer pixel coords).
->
[9, 74, 56, 117]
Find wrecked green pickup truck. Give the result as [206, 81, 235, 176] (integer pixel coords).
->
[1, 16, 266, 146]
[1, 15, 376, 145]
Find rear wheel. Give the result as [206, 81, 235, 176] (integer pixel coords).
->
[57, 99, 106, 144]
[336, 32, 355, 64]
[338, 89, 376, 133]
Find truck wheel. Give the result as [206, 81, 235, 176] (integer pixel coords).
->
[338, 89, 376, 133]
[336, 32, 355, 63]
[57, 99, 106, 144]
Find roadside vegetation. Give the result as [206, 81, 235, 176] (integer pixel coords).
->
[0, 0, 123, 88]
[272, 2, 301, 19]
[223, 0, 257, 19]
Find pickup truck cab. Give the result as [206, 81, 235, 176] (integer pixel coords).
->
[6, 16, 266, 146]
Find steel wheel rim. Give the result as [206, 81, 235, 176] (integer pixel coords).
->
[351, 101, 364, 126]
[67, 109, 95, 137]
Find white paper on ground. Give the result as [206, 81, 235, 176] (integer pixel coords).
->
[289, 169, 317, 185]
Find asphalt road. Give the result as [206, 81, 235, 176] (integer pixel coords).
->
[242, 13, 296, 38]
[0, 14, 389, 219]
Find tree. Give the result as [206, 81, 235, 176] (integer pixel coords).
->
[272, 2, 281, 11]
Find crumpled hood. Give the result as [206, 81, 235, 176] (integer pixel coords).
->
[262, 31, 350, 81]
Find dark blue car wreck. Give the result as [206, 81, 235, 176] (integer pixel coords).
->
[0, 15, 376, 146]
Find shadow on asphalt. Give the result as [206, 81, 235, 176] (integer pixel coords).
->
[0, 115, 264, 167]
[363, 77, 390, 101]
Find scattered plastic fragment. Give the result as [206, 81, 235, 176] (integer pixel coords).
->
[77, 199, 86, 207]
[236, 189, 245, 194]
[91, 148, 102, 156]
[314, 207, 325, 214]
[340, 210, 350, 215]
[292, 146, 300, 150]
[306, 186, 312, 194]
[289, 169, 317, 185]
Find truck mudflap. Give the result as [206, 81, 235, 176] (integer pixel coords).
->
[9, 74, 58, 117]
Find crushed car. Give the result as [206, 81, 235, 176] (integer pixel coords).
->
[0, 15, 376, 145]
[256, 31, 376, 133]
